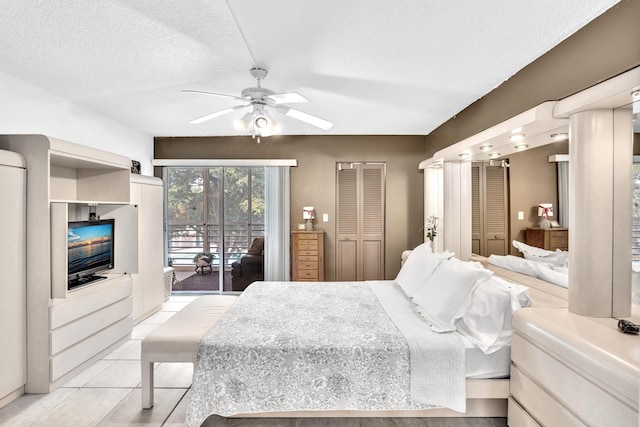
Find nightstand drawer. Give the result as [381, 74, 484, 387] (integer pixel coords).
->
[511, 332, 637, 426]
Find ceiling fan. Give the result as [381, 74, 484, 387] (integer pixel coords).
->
[184, 67, 333, 141]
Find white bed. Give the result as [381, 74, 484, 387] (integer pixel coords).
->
[186, 245, 553, 426]
[491, 241, 640, 306]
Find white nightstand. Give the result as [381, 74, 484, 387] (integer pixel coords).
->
[508, 307, 640, 427]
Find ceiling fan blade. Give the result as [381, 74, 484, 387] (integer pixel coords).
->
[268, 92, 309, 104]
[273, 106, 333, 130]
[189, 104, 249, 124]
[182, 89, 244, 101]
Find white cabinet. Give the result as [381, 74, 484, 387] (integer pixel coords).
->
[509, 308, 639, 427]
[0, 150, 26, 406]
[0, 135, 136, 394]
[131, 175, 165, 323]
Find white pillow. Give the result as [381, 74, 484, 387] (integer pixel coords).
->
[396, 243, 452, 297]
[455, 276, 530, 354]
[413, 257, 493, 332]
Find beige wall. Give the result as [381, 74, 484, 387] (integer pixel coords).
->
[154, 135, 426, 280]
[507, 141, 569, 256]
[425, 0, 640, 157]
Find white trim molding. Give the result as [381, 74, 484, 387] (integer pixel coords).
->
[152, 159, 297, 167]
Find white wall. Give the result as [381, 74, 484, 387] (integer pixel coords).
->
[0, 72, 153, 174]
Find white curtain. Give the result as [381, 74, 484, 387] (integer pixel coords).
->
[264, 166, 291, 281]
[557, 161, 569, 227]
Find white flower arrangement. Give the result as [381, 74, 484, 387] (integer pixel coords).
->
[425, 214, 439, 242]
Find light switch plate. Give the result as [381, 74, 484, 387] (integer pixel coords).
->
[323, 213, 329, 222]
[518, 211, 524, 220]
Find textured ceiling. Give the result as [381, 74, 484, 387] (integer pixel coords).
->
[0, 0, 619, 137]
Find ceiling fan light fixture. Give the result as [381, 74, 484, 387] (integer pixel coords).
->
[254, 115, 269, 129]
[235, 112, 252, 130]
[185, 67, 331, 136]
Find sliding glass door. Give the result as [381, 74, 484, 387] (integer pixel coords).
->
[165, 166, 264, 292]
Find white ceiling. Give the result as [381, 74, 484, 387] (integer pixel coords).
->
[0, 0, 620, 137]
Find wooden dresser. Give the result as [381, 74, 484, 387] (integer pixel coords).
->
[525, 227, 568, 251]
[291, 231, 325, 281]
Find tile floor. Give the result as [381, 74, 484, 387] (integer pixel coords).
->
[0, 294, 198, 427]
[0, 294, 508, 427]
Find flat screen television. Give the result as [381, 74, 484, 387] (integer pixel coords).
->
[67, 219, 115, 290]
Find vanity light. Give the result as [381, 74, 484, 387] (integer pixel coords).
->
[479, 144, 493, 152]
[488, 153, 501, 158]
[509, 133, 526, 142]
[550, 132, 568, 141]
[514, 144, 529, 150]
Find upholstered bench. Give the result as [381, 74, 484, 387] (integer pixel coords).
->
[141, 295, 238, 408]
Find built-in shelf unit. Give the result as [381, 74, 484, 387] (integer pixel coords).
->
[0, 135, 139, 394]
[0, 150, 27, 407]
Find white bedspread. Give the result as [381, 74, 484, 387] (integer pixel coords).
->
[186, 281, 465, 426]
[369, 281, 465, 409]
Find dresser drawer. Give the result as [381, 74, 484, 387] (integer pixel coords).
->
[298, 241, 319, 250]
[297, 250, 318, 256]
[298, 255, 317, 261]
[297, 269, 319, 279]
[297, 234, 319, 240]
[297, 261, 318, 270]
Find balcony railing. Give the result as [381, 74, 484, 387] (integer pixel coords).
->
[168, 223, 264, 266]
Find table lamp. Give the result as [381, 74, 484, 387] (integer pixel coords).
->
[303, 206, 315, 231]
[537, 203, 553, 229]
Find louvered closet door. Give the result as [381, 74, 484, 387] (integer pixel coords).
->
[336, 167, 358, 280]
[471, 162, 509, 256]
[336, 163, 385, 281]
[483, 164, 508, 256]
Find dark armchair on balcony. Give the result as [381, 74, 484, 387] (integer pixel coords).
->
[230, 237, 264, 291]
